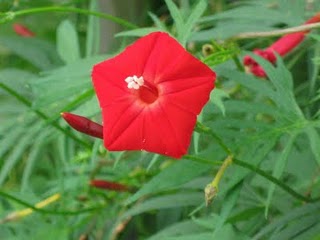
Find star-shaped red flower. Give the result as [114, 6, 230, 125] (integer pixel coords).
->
[92, 32, 216, 158]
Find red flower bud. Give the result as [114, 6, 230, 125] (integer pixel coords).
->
[13, 23, 35, 37]
[90, 179, 129, 192]
[61, 112, 103, 139]
[243, 13, 320, 77]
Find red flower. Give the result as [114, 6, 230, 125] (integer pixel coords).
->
[90, 179, 129, 192]
[92, 32, 216, 158]
[243, 13, 320, 77]
[13, 23, 35, 37]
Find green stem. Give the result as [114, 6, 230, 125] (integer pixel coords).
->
[0, 190, 104, 216]
[48, 88, 95, 123]
[0, 82, 90, 148]
[233, 158, 320, 203]
[1, 6, 138, 29]
[195, 121, 232, 155]
[184, 154, 222, 165]
[197, 121, 320, 203]
[232, 55, 244, 72]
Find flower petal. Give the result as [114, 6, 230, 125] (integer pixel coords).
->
[92, 32, 162, 108]
[143, 33, 214, 84]
[104, 100, 195, 158]
[160, 76, 215, 115]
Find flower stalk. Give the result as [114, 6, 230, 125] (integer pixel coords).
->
[205, 155, 233, 206]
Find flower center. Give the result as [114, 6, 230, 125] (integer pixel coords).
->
[125, 75, 159, 104]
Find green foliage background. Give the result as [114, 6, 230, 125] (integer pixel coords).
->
[1, 0, 320, 239]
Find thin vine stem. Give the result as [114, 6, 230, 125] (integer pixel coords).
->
[0, 190, 104, 216]
[0, 82, 90, 148]
[184, 154, 223, 165]
[196, 121, 232, 155]
[233, 158, 320, 203]
[0, 6, 138, 29]
[231, 22, 320, 40]
[197, 121, 320, 203]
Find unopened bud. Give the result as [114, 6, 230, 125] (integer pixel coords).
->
[61, 112, 103, 139]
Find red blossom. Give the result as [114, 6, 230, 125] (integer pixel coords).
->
[90, 179, 129, 192]
[92, 32, 216, 158]
[13, 23, 35, 37]
[61, 112, 103, 139]
[243, 13, 320, 77]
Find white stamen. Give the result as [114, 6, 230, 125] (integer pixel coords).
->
[125, 75, 144, 89]
[125, 76, 134, 83]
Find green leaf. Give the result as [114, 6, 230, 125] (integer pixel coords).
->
[199, 5, 291, 24]
[164, 0, 184, 38]
[193, 112, 203, 154]
[31, 55, 107, 108]
[122, 192, 202, 220]
[210, 88, 229, 116]
[265, 135, 296, 218]
[0, 68, 36, 99]
[147, 219, 211, 240]
[213, 183, 241, 237]
[21, 129, 52, 192]
[254, 202, 320, 239]
[180, 0, 207, 46]
[125, 160, 211, 205]
[219, 68, 276, 100]
[166, 233, 214, 240]
[305, 127, 320, 166]
[148, 12, 168, 31]
[115, 27, 162, 38]
[0, 123, 43, 185]
[0, 36, 61, 70]
[203, 43, 240, 66]
[251, 54, 304, 120]
[56, 20, 81, 63]
[86, 0, 100, 57]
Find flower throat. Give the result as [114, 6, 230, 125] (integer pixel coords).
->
[125, 75, 158, 104]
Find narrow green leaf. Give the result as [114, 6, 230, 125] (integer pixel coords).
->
[125, 160, 211, 205]
[164, 0, 184, 38]
[210, 88, 230, 116]
[270, 214, 320, 240]
[305, 127, 320, 166]
[115, 27, 161, 38]
[56, 20, 81, 63]
[193, 112, 203, 154]
[265, 135, 296, 218]
[147, 219, 210, 240]
[86, 0, 100, 57]
[0, 36, 61, 70]
[251, 54, 304, 119]
[180, 0, 207, 46]
[218, 68, 276, 101]
[122, 192, 202, 220]
[148, 12, 167, 31]
[31, 55, 107, 108]
[21, 129, 52, 192]
[0, 125, 25, 158]
[0, 123, 43, 185]
[166, 233, 214, 240]
[213, 183, 242, 237]
[254, 202, 320, 239]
